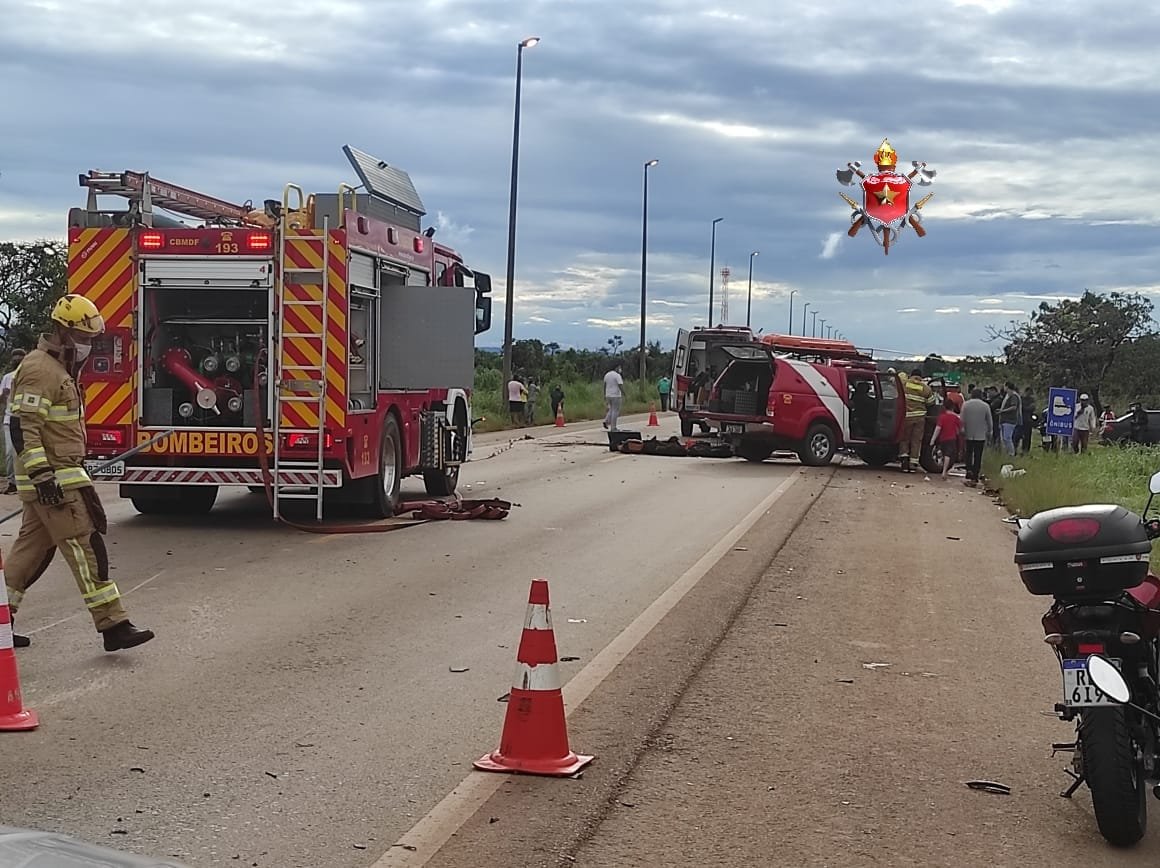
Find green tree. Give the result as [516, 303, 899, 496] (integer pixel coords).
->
[1106, 334, 1160, 409]
[991, 290, 1154, 411]
[0, 240, 66, 363]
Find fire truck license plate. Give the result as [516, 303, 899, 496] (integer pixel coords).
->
[85, 460, 125, 480]
[1062, 658, 1120, 707]
[724, 423, 745, 434]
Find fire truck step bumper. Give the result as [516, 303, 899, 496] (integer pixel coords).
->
[119, 468, 342, 487]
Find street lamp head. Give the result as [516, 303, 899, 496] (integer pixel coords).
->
[750, 250, 759, 258]
[520, 36, 541, 48]
[645, 159, 659, 168]
[712, 217, 724, 224]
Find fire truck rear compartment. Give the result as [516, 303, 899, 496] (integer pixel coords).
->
[142, 283, 269, 428]
[709, 360, 772, 416]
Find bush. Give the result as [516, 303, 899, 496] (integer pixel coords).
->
[985, 443, 1160, 565]
[984, 442, 1160, 519]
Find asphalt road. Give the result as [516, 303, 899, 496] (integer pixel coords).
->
[1, 414, 800, 866]
[427, 468, 1160, 868]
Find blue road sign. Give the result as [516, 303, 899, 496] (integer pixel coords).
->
[1046, 387, 1077, 437]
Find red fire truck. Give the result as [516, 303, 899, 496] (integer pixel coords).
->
[69, 146, 492, 519]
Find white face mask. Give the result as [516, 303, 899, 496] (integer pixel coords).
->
[73, 343, 92, 362]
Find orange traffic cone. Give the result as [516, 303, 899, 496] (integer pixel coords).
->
[555, 404, 565, 427]
[647, 402, 660, 427]
[474, 579, 593, 777]
[0, 558, 38, 732]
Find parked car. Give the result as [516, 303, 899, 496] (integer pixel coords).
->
[1101, 410, 1160, 446]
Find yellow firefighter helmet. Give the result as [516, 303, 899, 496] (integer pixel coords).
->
[51, 294, 105, 335]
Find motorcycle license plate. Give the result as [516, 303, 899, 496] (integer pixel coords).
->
[1062, 658, 1121, 707]
[84, 460, 125, 480]
[724, 423, 745, 434]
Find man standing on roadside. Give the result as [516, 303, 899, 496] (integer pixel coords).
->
[603, 361, 624, 432]
[1, 348, 28, 495]
[550, 384, 565, 421]
[900, 368, 935, 473]
[657, 373, 672, 412]
[1072, 393, 1098, 453]
[1018, 388, 1036, 454]
[525, 379, 540, 425]
[998, 381, 1022, 456]
[1129, 402, 1148, 444]
[961, 388, 993, 487]
[507, 375, 526, 426]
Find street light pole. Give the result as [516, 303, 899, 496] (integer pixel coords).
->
[500, 36, 540, 405]
[708, 218, 723, 326]
[788, 290, 796, 335]
[802, 302, 810, 337]
[811, 310, 818, 337]
[746, 251, 759, 328]
[820, 318, 827, 340]
[639, 158, 659, 382]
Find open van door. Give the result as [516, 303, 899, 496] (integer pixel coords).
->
[876, 370, 903, 443]
[672, 328, 692, 410]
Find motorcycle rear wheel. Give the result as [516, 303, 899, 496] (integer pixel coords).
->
[1080, 707, 1147, 847]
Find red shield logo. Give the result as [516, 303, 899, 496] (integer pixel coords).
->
[862, 172, 911, 226]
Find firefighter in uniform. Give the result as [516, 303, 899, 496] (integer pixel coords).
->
[899, 367, 935, 473]
[6, 295, 155, 652]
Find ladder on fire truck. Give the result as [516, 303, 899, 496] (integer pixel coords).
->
[271, 184, 331, 521]
[77, 170, 258, 225]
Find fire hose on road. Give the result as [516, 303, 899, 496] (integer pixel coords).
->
[251, 350, 513, 534]
[0, 427, 179, 527]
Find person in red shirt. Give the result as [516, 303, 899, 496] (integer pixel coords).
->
[930, 399, 963, 481]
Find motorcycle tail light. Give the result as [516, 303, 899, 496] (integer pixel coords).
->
[1047, 518, 1101, 543]
[1078, 641, 1105, 655]
[1120, 632, 1142, 644]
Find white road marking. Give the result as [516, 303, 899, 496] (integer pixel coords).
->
[371, 471, 802, 868]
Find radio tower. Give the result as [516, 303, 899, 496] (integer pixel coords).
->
[719, 266, 731, 324]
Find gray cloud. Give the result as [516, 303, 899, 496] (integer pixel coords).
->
[1, 0, 1158, 355]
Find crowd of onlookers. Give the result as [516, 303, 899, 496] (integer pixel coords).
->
[504, 366, 675, 431]
[924, 377, 1152, 487]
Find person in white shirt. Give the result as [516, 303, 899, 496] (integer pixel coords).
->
[603, 362, 624, 432]
[507, 376, 526, 426]
[1072, 393, 1098, 454]
[1, 348, 27, 494]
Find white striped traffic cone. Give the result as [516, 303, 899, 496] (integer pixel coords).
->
[0, 558, 38, 731]
[473, 578, 593, 776]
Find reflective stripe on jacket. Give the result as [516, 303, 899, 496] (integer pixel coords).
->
[12, 335, 91, 499]
[904, 379, 935, 418]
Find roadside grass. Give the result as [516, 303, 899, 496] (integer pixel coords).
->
[471, 378, 658, 434]
[983, 443, 1160, 519]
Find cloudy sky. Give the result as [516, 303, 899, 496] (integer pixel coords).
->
[3, 0, 1158, 357]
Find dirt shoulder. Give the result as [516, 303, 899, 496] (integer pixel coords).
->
[426, 467, 1160, 867]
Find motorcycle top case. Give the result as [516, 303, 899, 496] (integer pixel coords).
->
[1015, 504, 1152, 596]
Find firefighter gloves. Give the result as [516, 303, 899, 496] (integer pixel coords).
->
[34, 478, 64, 507]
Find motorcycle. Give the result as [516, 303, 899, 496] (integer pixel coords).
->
[1015, 470, 1160, 846]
